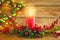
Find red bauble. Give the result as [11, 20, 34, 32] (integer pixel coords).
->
[28, 27, 33, 31]
[5, 27, 10, 31]
[6, 20, 11, 23]
[31, 24, 39, 31]
[32, 26, 37, 31]
[37, 26, 42, 32]
[3, 27, 10, 34]
[11, 17, 15, 21]
[18, 26, 25, 31]
[13, 25, 18, 30]
[28, 24, 37, 31]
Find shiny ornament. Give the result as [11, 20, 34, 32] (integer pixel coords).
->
[18, 25, 25, 31]
[11, 17, 15, 21]
[3, 26, 10, 34]
[0, 11, 2, 13]
[6, 20, 10, 22]
[37, 26, 42, 32]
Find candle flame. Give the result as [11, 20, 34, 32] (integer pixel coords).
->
[24, 6, 36, 17]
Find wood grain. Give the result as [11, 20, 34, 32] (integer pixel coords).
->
[0, 33, 60, 40]
[18, 0, 60, 5]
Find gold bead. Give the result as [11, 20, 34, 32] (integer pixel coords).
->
[15, 20, 17, 22]
[3, 21, 5, 22]
[12, 0, 16, 2]
[14, 4, 16, 8]
[0, 11, 2, 13]
[22, 2, 26, 6]
[5, 3, 8, 6]
[7, 1, 10, 4]
[2, 0, 4, 2]
[17, 8, 20, 10]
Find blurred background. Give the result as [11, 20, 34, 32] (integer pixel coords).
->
[16, 0, 60, 26]
[1, 0, 60, 26]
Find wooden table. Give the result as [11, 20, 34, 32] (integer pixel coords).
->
[0, 33, 60, 40]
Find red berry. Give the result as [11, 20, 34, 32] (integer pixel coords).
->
[35, 24, 38, 27]
[54, 19, 58, 24]
[55, 19, 58, 24]
[52, 23, 55, 26]
[13, 25, 18, 29]
[5, 27, 10, 31]
[50, 23, 55, 29]
[44, 25, 50, 30]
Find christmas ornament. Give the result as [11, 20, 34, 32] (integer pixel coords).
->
[37, 26, 42, 32]
[3, 26, 10, 34]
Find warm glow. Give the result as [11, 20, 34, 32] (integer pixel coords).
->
[24, 6, 36, 17]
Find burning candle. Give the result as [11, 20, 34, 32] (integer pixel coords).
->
[26, 17, 35, 28]
[24, 6, 36, 28]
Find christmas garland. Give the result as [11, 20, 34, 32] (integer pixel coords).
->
[0, 0, 60, 38]
[0, 0, 25, 17]
[0, 17, 59, 38]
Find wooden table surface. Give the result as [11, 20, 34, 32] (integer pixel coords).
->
[0, 33, 60, 40]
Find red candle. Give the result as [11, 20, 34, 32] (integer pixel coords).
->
[26, 17, 35, 28]
[24, 6, 36, 28]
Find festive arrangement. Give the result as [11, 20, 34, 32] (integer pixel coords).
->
[0, 0, 60, 38]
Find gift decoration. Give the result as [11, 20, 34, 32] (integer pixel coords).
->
[0, 0, 60, 38]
